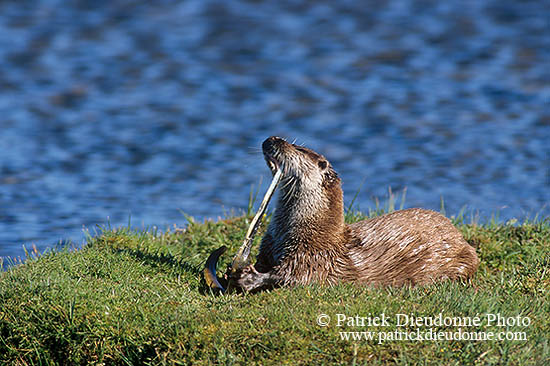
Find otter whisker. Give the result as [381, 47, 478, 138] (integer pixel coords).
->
[280, 176, 295, 191]
[282, 184, 294, 204]
[281, 181, 293, 202]
[247, 147, 263, 154]
[283, 178, 298, 205]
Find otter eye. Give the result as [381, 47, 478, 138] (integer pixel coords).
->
[318, 160, 328, 170]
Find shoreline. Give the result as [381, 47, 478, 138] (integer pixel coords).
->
[1, 212, 549, 364]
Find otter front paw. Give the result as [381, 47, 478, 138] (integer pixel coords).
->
[227, 265, 273, 293]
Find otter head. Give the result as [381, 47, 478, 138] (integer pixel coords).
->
[262, 136, 343, 226]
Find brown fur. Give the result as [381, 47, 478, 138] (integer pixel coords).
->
[230, 136, 479, 291]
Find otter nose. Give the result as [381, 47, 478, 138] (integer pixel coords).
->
[262, 136, 285, 152]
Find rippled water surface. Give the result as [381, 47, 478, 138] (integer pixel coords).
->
[0, 0, 548, 260]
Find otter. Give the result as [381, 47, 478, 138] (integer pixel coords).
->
[225, 136, 479, 292]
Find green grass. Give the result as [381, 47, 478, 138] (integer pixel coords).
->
[1, 208, 549, 365]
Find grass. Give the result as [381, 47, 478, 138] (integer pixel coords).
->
[1, 199, 549, 365]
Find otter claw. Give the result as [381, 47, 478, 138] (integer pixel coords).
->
[203, 246, 227, 292]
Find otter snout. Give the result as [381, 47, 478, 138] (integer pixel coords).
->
[263, 136, 288, 172]
[262, 136, 287, 154]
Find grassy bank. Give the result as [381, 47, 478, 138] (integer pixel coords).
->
[1, 210, 549, 365]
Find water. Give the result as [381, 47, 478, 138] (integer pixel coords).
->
[0, 0, 548, 261]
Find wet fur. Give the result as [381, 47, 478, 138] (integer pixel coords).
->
[230, 137, 479, 292]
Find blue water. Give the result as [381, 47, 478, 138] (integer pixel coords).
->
[0, 0, 549, 261]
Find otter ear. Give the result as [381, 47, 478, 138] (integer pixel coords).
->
[318, 160, 328, 170]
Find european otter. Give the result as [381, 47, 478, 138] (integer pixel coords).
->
[227, 136, 479, 292]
